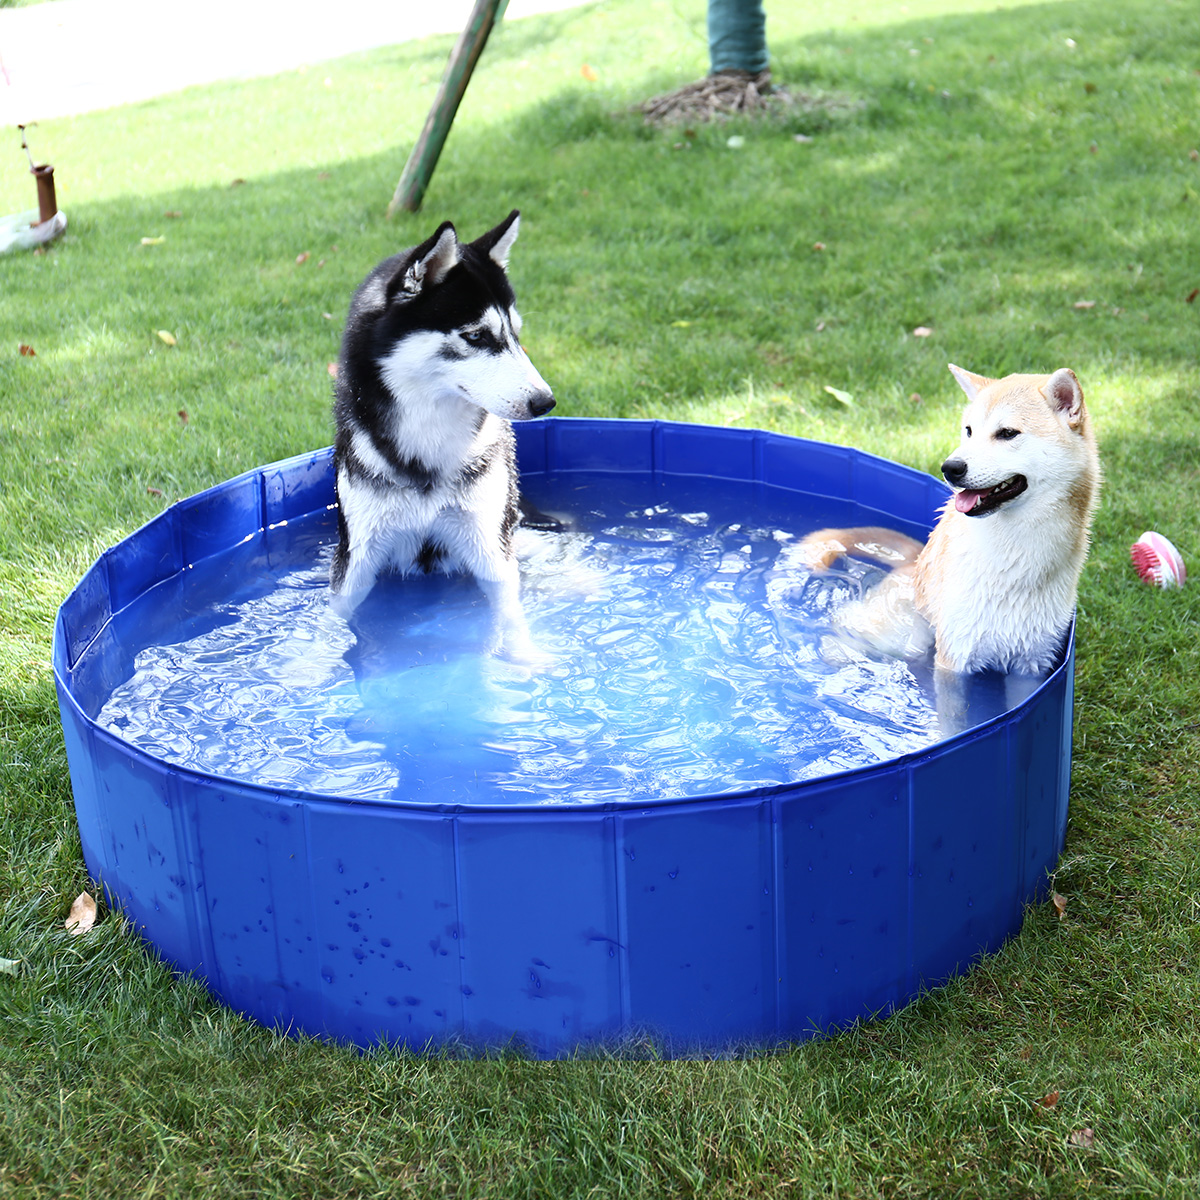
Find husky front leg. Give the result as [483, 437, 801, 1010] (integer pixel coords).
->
[330, 506, 422, 618]
[432, 498, 545, 661]
[329, 536, 388, 618]
[473, 557, 542, 662]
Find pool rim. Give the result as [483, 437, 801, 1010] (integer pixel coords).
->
[52, 418, 1074, 817]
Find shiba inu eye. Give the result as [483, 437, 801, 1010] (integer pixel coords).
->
[995, 427, 1021, 441]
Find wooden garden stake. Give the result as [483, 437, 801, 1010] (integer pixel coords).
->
[388, 0, 509, 216]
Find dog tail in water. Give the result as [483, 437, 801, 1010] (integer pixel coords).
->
[795, 525, 925, 571]
[518, 494, 574, 533]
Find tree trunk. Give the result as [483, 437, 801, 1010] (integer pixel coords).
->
[707, 0, 769, 76]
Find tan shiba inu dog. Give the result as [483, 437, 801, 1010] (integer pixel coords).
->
[797, 364, 1101, 680]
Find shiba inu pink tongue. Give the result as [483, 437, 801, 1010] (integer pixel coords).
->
[954, 489, 986, 514]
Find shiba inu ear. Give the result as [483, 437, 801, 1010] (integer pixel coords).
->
[392, 222, 460, 301]
[1042, 368, 1085, 429]
[947, 363, 992, 402]
[474, 210, 521, 270]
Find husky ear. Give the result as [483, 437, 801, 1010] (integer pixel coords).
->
[473, 210, 520, 270]
[1042, 367, 1085, 429]
[947, 363, 992, 402]
[391, 222, 460, 301]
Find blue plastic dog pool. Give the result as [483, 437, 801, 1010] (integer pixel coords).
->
[52, 419, 1073, 1056]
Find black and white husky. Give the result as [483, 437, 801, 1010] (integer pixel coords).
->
[329, 211, 555, 658]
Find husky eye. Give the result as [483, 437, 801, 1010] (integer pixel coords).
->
[462, 328, 485, 344]
[995, 427, 1021, 441]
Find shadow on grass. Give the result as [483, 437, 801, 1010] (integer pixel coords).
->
[5, 0, 1197, 609]
[16, 0, 1198, 349]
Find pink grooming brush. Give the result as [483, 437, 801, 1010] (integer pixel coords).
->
[1130, 531, 1186, 588]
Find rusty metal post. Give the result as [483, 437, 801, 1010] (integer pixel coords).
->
[19, 126, 59, 227]
[32, 164, 58, 226]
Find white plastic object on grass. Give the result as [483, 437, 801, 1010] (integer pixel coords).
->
[1130, 531, 1186, 588]
[0, 208, 67, 254]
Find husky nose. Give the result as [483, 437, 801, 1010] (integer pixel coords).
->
[942, 457, 968, 486]
[528, 391, 556, 418]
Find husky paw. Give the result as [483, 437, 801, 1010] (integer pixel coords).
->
[494, 629, 556, 671]
[328, 588, 364, 622]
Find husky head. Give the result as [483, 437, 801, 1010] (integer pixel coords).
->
[941, 364, 1098, 519]
[341, 210, 555, 423]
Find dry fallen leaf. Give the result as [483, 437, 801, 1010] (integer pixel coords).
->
[164, 209, 183, 218]
[1039, 1090, 1060, 1109]
[1186, 288, 1199, 304]
[0, 957, 20, 976]
[1052, 891, 1068, 919]
[178, 408, 190, 424]
[156, 330, 177, 346]
[296, 251, 311, 265]
[1073, 300, 1096, 309]
[147, 486, 163, 497]
[141, 236, 166, 246]
[912, 326, 934, 337]
[823, 385, 854, 406]
[1069, 1128, 1095, 1150]
[815, 320, 826, 332]
[580, 63, 598, 81]
[909, 392, 922, 404]
[65, 892, 98, 936]
[812, 242, 827, 251]
[18, 343, 36, 357]
[1019, 1045, 1034, 1060]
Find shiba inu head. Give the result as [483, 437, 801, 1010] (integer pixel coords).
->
[941, 364, 1099, 520]
[340, 210, 555, 424]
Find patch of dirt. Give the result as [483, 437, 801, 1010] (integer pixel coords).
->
[636, 70, 864, 127]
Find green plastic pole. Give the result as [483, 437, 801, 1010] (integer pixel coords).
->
[388, 0, 509, 216]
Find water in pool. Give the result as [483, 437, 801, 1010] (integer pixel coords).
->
[96, 474, 956, 805]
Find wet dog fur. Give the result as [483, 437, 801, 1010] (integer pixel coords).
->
[796, 364, 1101, 685]
[329, 211, 555, 659]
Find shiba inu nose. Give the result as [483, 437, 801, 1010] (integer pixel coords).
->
[942, 457, 968, 485]
[528, 391, 556, 417]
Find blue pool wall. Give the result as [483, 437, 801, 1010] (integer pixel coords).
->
[53, 419, 1074, 1056]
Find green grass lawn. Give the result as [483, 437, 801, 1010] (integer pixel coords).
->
[3, 0, 1200, 1194]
